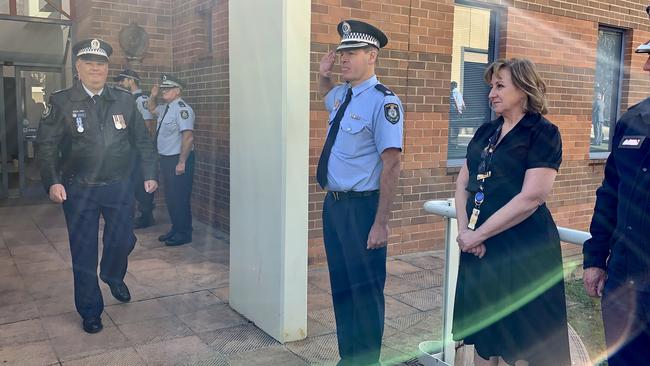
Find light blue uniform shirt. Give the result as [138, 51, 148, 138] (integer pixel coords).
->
[155, 97, 194, 156]
[133, 89, 154, 120]
[323, 75, 404, 192]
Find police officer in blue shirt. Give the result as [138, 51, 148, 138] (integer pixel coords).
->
[37, 39, 158, 333]
[114, 69, 157, 228]
[583, 39, 650, 365]
[148, 74, 195, 246]
[318, 20, 403, 366]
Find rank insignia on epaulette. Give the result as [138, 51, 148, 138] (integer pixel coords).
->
[181, 110, 189, 119]
[384, 103, 400, 124]
[178, 101, 186, 107]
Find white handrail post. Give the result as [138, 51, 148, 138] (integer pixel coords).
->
[442, 199, 459, 365]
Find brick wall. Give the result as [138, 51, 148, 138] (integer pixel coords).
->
[80, 0, 650, 265]
[171, 0, 230, 233]
[74, 0, 173, 70]
[71, 0, 175, 97]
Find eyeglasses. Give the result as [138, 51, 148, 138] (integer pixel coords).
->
[160, 88, 175, 94]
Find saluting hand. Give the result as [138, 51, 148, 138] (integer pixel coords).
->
[48, 184, 67, 204]
[320, 51, 336, 78]
[150, 85, 159, 98]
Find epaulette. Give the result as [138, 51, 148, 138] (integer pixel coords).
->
[178, 100, 186, 107]
[374, 84, 394, 96]
[51, 88, 65, 95]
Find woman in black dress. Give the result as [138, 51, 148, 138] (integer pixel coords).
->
[452, 58, 571, 366]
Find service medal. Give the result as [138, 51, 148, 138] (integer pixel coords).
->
[75, 117, 84, 133]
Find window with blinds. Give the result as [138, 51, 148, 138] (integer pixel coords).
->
[448, 4, 496, 161]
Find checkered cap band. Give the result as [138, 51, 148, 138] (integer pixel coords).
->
[340, 32, 380, 48]
[77, 47, 108, 58]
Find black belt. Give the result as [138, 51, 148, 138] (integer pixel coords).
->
[328, 190, 379, 200]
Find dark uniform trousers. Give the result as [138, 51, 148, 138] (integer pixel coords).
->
[601, 278, 650, 365]
[131, 153, 155, 214]
[322, 192, 386, 366]
[160, 151, 194, 237]
[62, 180, 136, 319]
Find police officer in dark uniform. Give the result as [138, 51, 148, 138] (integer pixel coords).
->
[114, 69, 157, 228]
[318, 20, 403, 365]
[583, 39, 650, 365]
[148, 74, 195, 246]
[36, 39, 158, 334]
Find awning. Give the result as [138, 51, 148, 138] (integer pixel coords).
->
[0, 16, 70, 66]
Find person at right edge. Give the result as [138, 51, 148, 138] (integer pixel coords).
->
[582, 38, 650, 366]
[453, 58, 570, 366]
[318, 20, 403, 366]
[148, 74, 195, 246]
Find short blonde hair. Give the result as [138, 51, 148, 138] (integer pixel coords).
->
[484, 58, 548, 115]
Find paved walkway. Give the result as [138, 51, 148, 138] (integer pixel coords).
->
[0, 201, 588, 365]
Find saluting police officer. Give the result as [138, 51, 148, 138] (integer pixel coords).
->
[148, 74, 195, 246]
[318, 20, 403, 365]
[114, 69, 157, 229]
[583, 38, 650, 366]
[36, 39, 158, 334]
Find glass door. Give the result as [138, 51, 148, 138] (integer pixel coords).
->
[14, 67, 63, 197]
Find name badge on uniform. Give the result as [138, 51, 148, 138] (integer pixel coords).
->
[112, 114, 127, 130]
[350, 113, 361, 120]
[72, 110, 86, 133]
[619, 135, 646, 149]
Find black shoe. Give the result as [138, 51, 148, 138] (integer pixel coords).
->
[108, 281, 131, 302]
[134, 213, 155, 229]
[164, 234, 192, 246]
[158, 231, 175, 242]
[82, 317, 103, 334]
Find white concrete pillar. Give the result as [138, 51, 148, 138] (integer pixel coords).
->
[229, 0, 310, 342]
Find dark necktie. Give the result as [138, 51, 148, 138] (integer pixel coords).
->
[91, 94, 102, 122]
[316, 88, 353, 189]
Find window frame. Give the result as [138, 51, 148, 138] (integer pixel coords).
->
[590, 25, 626, 160]
[447, 0, 500, 166]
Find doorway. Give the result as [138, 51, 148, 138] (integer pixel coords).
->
[0, 65, 63, 199]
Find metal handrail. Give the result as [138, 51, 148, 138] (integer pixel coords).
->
[424, 200, 592, 245]
[419, 199, 592, 366]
